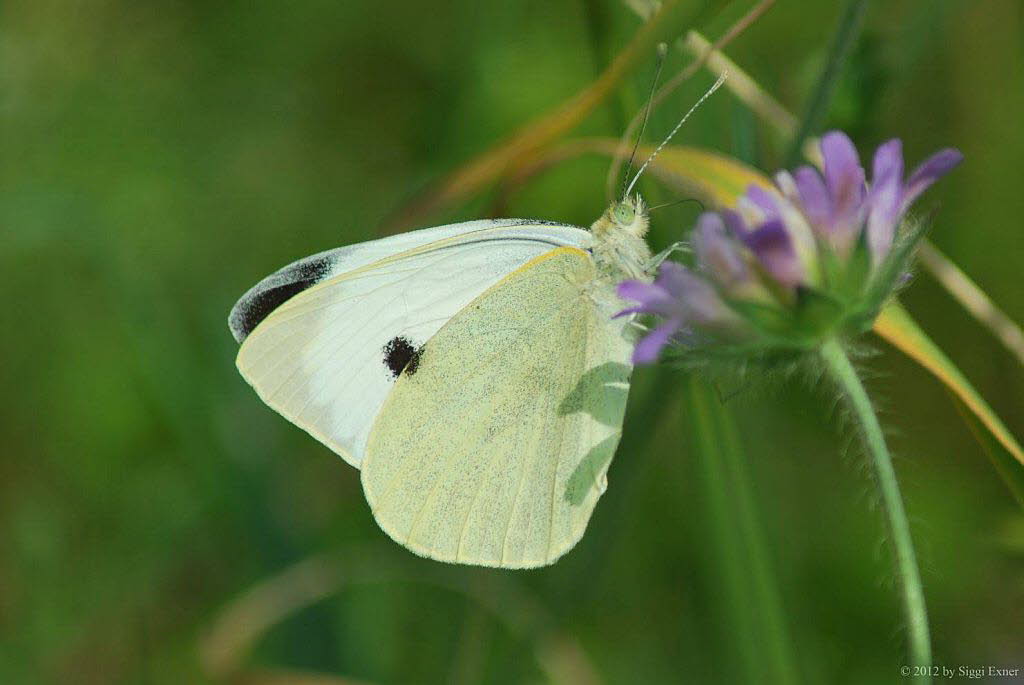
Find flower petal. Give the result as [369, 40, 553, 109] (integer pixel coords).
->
[774, 170, 799, 203]
[633, 319, 682, 364]
[901, 147, 964, 211]
[792, 166, 831, 230]
[742, 218, 804, 287]
[821, 131, 866, 210]
[744, 184, 781, 217]
[612, 305, 647, 319]
[676, 267, 734, 325]
[866, 140, 904, 263]
[616, 279, 675, 317]
[617, 279, 662, 302]
[872, 139, 904, 186]
[821, 132, 867, 251]
[653, 260, 694, 299]
[616, 262, 698, 320]
[694, 212, 748, 287]
[720, 208, 749, 237]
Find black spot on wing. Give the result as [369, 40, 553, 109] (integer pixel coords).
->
[383, 336, 423, 378]
[229, 256, 333, 342]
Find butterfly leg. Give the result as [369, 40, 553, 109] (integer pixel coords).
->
[646, 241, 690, 270]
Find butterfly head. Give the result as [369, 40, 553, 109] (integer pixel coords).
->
[597, 195, 649, 239]
[590, 195, 653, 281]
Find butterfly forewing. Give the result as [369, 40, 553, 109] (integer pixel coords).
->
[233, 222, 590, 467]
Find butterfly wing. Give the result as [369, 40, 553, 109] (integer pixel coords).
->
[361, 247, 634, 568]
[231, 220, 590, 467]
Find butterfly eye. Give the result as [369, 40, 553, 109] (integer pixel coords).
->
[612, 202, 635, 226]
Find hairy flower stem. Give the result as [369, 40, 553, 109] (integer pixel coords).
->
[820, 338, 932, 673]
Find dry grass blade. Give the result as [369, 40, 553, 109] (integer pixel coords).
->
[952, 399, 1024, 507]
[682, 31, 821, 165]
[631, 141, 771, 204]
[379, 0, 725, 234]
[680, 31, 797, 138]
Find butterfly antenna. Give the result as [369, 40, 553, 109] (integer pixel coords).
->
[624, 72, 728, 198]
[648, 197, 705, 213]
[612, 43, 668, 202]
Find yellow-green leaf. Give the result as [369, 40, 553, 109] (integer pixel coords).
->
[873, 302, 1024, 471]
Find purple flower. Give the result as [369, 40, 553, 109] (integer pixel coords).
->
[732, 131, 962, 283]
[616, 131, 962, 363]
[616, 261, 739, 364]
[781, 131, 962, 266]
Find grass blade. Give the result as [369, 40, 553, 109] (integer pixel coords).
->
[683, 374, 800, 684]
[783, 0, 869, 167]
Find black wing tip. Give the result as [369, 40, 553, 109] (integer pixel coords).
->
[228, 255, 334, 343]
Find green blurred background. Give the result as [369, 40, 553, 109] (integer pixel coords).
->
[2, 1, 1022, 683]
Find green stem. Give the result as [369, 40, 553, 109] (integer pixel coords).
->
[819, 338, 932, 673]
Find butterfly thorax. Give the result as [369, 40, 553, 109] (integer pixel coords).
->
[589, 196, 653, 283]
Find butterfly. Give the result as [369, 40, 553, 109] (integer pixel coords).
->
[229, 199, 653, 568]
[228, 72, 725, 568]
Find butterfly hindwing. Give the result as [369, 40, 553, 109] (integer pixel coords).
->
[361, 247, 634, 568]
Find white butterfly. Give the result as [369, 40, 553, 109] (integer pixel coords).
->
[228, 73, 725, 568]
[229, 200, 653, 568]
